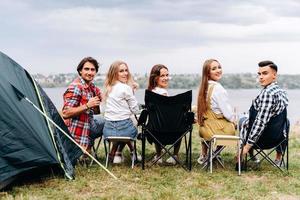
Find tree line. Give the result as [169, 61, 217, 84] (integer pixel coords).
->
[135, 73, 300, 89]
[35, 73, 300, 89]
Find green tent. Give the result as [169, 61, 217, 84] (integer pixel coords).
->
[0, 52, 82, 189]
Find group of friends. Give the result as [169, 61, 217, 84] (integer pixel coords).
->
[61, 57, 289, 167]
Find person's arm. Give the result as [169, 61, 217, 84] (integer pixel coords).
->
[62, 86, 101, 119]
[62, 97, 101, 119]
[124, 84, 140, 114]
[247, 91, 274, 145]
[92, 88, 102, 115]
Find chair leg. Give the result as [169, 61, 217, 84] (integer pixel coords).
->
[131, 140, 137, 168]
[189, 129, 192, 171]
[105, 140, 110, 168]
[184, 134, 188, 166]
[238, 139, 241, 175]
[142, 131, 145, 170]
[286, 139, 289, 171]
[209, 138, 214, 173]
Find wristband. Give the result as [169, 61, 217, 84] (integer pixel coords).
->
[85, 103, 89, 110]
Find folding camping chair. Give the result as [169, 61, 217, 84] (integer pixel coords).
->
[244, 106, 289, 172]
[138, 90, 194, 171]
[104, 136, 137, 168]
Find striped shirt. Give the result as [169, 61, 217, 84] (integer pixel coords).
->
[241, 82, 288, 145]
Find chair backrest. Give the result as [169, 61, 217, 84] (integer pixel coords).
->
[144, 90, 193, 145]
[248, 105, 288, 149]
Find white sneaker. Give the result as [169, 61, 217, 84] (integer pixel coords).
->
[197, 156, 207, 165]
[152, 155, 163, 164]
[274, 159, 282, 167]
[113, 152, 124, 164]
[166, 156, 178, 165]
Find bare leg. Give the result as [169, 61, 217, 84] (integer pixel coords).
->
[173, 140, 181, 157]
[109, 142, 120, 159]
[201, 141, 208, 157]
[275, 152, 282, 161]
[116, 142, 126, 152]
[125, 141, 134, 152]
[155, 143, 162, 156]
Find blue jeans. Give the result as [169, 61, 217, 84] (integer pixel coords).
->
[89, 115, 105, 145]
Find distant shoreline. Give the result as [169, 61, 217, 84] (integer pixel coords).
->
[34, 73, 300, 89]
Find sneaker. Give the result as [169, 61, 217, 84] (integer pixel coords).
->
[166, 156, 178, 165]
[152, 155, 163, 164]
[274, 159, 282, 167]
[250, 156, 260, 164]
[113, 152, 124, 164]
[197, 155, 207, 165]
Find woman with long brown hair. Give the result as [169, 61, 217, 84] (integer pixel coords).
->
[197, 59, 236, 164]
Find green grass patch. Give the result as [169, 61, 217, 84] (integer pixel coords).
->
[2, 127, 300, 200]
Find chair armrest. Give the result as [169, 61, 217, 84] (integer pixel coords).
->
[137, 109, 148, 126]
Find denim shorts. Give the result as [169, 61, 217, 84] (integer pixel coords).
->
[103, 118, 137, 139]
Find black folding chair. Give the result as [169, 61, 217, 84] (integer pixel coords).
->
[245, 106, 289, 172]
[138, 90, 194, 171]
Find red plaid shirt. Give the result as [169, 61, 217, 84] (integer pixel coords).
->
[63, 77, 101, 148]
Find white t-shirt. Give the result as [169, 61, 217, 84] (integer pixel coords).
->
[104, 81, 139, 121]
[208, 80, 235, 122]
[152, 87, 168, 96]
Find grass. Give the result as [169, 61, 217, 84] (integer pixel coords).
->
[1, 125, 300, 200]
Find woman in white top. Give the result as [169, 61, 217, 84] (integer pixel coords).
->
[147, 64, 181, 165]
[197, 59, 236, 164]
[103, 60, 140, 163]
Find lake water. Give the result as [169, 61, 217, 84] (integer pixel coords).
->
[44, 87, 300, 125]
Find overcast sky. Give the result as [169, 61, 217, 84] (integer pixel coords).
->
[1, 0, 300, 75]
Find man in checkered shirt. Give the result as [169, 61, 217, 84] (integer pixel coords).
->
[62, 57, 105, 155]
[239, 60, 288, 164]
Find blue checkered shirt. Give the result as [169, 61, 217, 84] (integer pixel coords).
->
[240, 82, 288, 145]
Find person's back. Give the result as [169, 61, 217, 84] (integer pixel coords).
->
[197, 59, 236, 164]
[239, 60, 288, 165]
[102, 60, 140, 164]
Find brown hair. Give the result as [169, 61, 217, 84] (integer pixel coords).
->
[147, 64, 169, 91]
[197, 59, 220, 125]
[76, 57, 99, 75]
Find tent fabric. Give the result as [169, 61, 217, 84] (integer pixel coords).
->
[0, 52, 81, 189]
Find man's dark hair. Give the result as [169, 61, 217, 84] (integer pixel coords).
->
[258, 60, 278, 72]
[77, 57, 99, 75]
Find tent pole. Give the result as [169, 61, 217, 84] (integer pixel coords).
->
[23, 96, 118, 180]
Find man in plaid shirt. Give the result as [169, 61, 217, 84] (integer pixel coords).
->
[239, 60, 288, 164]
[62, 57, 105, 154]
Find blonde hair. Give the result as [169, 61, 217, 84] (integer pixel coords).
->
[104, 60, 135, 97]
[197, 59, 220, 125]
